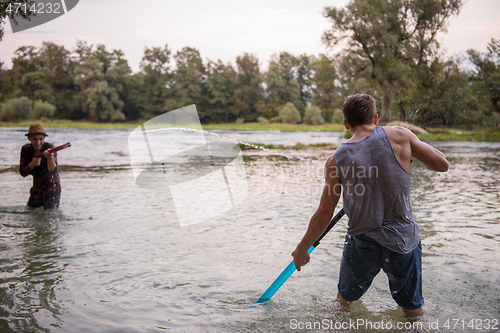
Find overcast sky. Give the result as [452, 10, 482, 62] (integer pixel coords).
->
[1, 0, 499, 73]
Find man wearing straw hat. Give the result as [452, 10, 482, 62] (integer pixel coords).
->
[19, 124, 61, 210]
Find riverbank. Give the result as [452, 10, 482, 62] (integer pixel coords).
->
[0, 120, 138, 129]
[418, 128, 500, 142]
[0, 120, 346, 132]
[1, 120, 499, 142]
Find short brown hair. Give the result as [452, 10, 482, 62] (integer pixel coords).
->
[342, 94, 377, 127]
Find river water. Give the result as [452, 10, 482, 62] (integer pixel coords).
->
[0, 127, 499, 333]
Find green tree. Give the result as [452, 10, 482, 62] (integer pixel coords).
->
[74, 56, 124, 121]
[2, 42, 82, 119]
[121, 74, 143, 121]
[166, 47, 206, 112]
[233, 53, 264, 122]
[0, 62, 5, 100]
[311, 55, 342, 122]
[74, 39, 93, 61]
[323, 0, 462, 124]
[467, 38, 500, 126]
[337, 53, 381, 98]
[38, 42, 80, 119]
[296, 54, 315, 107]
[136, 45, 171, 119]
[2, 45, 54, 103]
[205, 60, 238, 123]
[263, 52, 303, 119]
[74, 43, 130, 122]
[405, 59, 480, 127]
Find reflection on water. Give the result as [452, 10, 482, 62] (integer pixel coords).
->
[410, 145, 500, 327]
[0, 127, 499, 332]
[0, 209, 65, 332]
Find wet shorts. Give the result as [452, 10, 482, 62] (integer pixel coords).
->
[338, 234, 423, 310]
[27, 187, 61, 210]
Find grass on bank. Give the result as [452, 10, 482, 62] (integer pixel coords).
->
[237, 142, 340, 150]
[202, 123, 346, 132]
[1, 120, 499, 142]
[418, 128, 500, 142]
[0, 119, 139, 129]
[0, 120, 346, 132]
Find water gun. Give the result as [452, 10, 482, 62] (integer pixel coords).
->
[35, 142, 71, 158]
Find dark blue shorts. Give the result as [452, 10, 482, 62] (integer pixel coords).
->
[27, 187, 61, 210]
[338, 234, 423, 310]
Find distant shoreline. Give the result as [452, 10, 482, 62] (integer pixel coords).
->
[0, 120, 346, 132]
[1, 120, 499, 142]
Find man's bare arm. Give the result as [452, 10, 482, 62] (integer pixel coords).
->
[292, 155, 341, 271]
[409, 131, 449, 172]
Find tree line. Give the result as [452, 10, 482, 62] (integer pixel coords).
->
[0, 0, 499, 128]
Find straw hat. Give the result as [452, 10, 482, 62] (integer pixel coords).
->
[25, 124, 48, 137]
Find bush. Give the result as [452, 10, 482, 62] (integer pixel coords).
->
[331, 108, 343, 124]
[235, 117, 245, 124]
[270, 116, 281, 123]
[303, 105, 325, 125]
[33, 100, 56, 120]
[257, 116, 270, 125]
[0, 97, 33, 121]
[278, 102, 301, 124]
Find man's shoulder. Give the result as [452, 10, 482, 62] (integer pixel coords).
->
[382, 126, 413, 142]
[21, 143, 32, 152]
[326, 153, 338, 167]
[382, 125, 409, 134]
[332, 143, 348, 159]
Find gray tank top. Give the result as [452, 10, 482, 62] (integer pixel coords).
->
[333, 127, 420, 254]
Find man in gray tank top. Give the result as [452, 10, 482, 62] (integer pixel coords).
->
[292, 94, 449, 317]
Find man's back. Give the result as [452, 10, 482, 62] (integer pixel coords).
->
[334, 126, 419, 254]
[347, 125, 449, 173]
